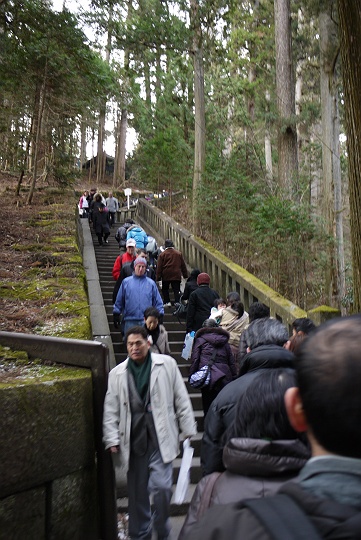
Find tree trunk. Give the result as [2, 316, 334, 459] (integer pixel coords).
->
[274, 0, 298, 194]
[27, 80, 46, 205]
[80, 119, 87, 171]
[337, 1, 361, 313]
[319, 8, 343, 307]
[97, 9, 112, 185]
[113, 108, 127, 186]
[191, 0, 205, 235]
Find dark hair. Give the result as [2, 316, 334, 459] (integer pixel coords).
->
[244, 318, 288, 349]
[287, 333, 307, 354]
[226, 369, 298, 442]
[144, 307, 161, 319]
[229, 300, 244, 318]
[295, 316, 361, 458]
[248, 302, 270, 322]
[164, 239, 174, 248]
[190, 269, 201, 279]
[125, 325, 148, 343]
[202, 318, 218, 328]
[226, 292, 240, 306]
[214, 298, 225, 308]
[292, 317, 316, 335]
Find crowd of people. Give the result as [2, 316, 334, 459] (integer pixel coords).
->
[95, 206, 359, 540]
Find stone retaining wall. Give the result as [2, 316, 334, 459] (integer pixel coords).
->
[0, 367, 98, 540]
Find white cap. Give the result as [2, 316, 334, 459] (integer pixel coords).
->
[126, 239, 136, 247]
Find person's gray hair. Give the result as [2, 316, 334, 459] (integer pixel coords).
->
[244, 318, 289, 349]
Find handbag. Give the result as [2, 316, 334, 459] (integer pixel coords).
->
[173, 296, 188, 323]
[189, 364, 211, 388]
[189, 350, 217, 389]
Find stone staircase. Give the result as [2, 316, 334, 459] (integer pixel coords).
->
[91, 224, 203, 521]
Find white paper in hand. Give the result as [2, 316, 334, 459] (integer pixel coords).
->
[174, 439, 194, 504]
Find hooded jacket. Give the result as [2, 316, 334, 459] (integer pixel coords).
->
[189, 327, 236, 386]
[201, 345, 294, 475]
[180, 438, 310, 539]
[183, 456, 361, 540]
[126, 225, 148, 249]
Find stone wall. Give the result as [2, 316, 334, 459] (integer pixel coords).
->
[0, 367, 98, 540]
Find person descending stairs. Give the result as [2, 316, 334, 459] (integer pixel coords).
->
[90, 223, 204, 535]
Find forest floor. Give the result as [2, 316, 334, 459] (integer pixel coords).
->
[0, 173, 121, 335]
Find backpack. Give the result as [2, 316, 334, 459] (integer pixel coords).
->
[146, 236, 157, 253]
[242, 494, 322, 540]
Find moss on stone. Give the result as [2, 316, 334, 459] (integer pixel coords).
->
[308, 305, 340, 314]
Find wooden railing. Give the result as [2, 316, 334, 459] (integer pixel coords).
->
[136, 198, 340, 331]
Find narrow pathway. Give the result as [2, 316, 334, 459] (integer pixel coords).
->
[90, 223, 203, 535]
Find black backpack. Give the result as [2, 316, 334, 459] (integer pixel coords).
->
[242, 494, 322, 540]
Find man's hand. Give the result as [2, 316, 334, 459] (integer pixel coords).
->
[109, 445, 120, 453]
[113, 312, 121, 328]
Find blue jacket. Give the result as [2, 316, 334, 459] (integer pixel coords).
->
[114, 274, 164, 320]
[126, 226, 148, 249]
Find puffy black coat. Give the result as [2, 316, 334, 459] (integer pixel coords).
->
[201, 345, 295, 475]
[183, 479, 361, 540]
[180, 438, 310, 540]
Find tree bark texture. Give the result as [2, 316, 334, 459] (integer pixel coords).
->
[337, 1, 361, 312]
[274, 0, 298, 194]
[191, 0, 205, 235]
[319, 8, 342, 305]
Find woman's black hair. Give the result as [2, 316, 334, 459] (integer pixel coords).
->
[230, 300, 244, 318]
[144, 307, 161, 319]
[226, 291, 240, 305]
[189, 269, 201, 279]
[225, 368, 299, 442]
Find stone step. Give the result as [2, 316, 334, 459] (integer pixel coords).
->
[117, 483, 197, 517]
[90, 225, 205, 519]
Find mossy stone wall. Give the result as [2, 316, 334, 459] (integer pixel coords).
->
[0, 368, 98, 539]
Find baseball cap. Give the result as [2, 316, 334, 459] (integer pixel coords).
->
[126, 239, 136, 247]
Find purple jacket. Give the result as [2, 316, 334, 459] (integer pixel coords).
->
[189, 327, 237, 385]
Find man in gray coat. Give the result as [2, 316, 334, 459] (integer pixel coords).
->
[103, 326, 197, 540]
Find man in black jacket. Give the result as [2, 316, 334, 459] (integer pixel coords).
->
[201, 318, 294, 475]
[186, 315, 361, 540]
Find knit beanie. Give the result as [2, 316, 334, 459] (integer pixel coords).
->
[197, 273, 210, 285]
[134, 257, 147, 267]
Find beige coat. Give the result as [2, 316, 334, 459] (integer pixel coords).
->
[219, 308, 249, 348]
[103, 352, 197, 469]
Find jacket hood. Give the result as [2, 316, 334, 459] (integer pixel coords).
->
[240, 344, 294, 375]
[195, 326, 230, 345]
[223, 438, 310, 477]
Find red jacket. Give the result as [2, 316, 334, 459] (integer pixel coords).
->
[112, 252, 136, 280]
